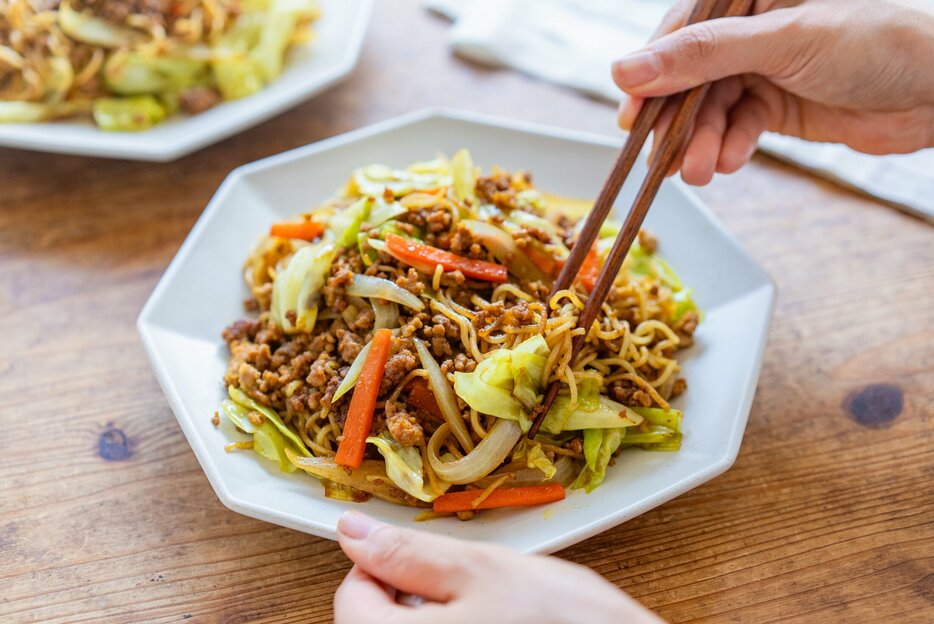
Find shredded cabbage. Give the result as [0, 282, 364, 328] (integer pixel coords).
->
[92, 96, 166, 132]
[672, 288, 698, 322]
[328, 197, 372, 248]
[367, 433, 448, 502]
[453, 335, 549, 431]
[572, 428, 624, 493]
[104, 52, 207, 96]
[367, 197, 407, 228]
[512, 440, 557, 479]
[450, 148, 476, 202]
[351, 163, 451, 198]
[228, 386, 310, 456]
[222, 396, 301, 472]
[270, 240, 336, 333]
[539, 378, 643, 434]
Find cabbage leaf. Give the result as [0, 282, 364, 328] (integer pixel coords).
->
[270, 240, 336, 333]
[572, 428, 624, 493]
[453, 335, 550, 431]
[367, 433, 448, 502]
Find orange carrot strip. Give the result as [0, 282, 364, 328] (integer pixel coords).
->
[335, 329, 393, 468]
[384, 233, 508, 283]
[269, 221, 325, 241]
[432, 483, 566, 513]
[525, 245, 559, 277]
[577, 245, 601, 292]
[405, 378, 444, 419]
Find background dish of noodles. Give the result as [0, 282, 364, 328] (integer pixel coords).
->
[0, 0, 372, 159]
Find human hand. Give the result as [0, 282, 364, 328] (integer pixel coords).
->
[613, 0, 934, 185]
[334, 511, 665, 624]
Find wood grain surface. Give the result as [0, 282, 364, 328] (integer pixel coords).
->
[1, 1, 932, 622]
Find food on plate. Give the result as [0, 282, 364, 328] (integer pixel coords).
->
[220, 150, 699, 516]
[0, 0, 320, 130]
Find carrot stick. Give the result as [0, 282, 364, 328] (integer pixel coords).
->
[384, 233, 508, 283]
[577, 245, 601, 292]
[269, 221, 325, 241]
[525, 245, 559, 277]
[433, 483, 566, 513]
[405, 378, 444, 419]
[335, 329, 393, 468]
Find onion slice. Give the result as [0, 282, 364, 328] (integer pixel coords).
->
[414, 339, 474, 452]
[427, 420, 522, 484]
[332, 342, 371, 403]
[347, 274, 424, 311]
[372, 300, 399, 329]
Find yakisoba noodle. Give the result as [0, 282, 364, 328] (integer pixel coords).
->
[0, 0, 319, 129]
[220, 150, 700, 516]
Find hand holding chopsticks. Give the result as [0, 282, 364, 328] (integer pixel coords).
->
[528, 0, 755, 438]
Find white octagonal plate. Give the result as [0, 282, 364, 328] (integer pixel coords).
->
[138, 109, 775, 554]
[0, 0, 372, 161]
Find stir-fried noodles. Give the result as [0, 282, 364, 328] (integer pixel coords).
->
[220, 150, 700, 516]
[0, 0, 319, 129]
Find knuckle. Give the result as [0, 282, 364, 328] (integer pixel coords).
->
[675, 23, 718, 66]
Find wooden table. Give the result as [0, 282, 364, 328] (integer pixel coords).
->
[2, 2, 932, 622]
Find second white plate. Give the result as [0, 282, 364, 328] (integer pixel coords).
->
[0, 0, 372, 161]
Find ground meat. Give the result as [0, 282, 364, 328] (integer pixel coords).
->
[396, 268, 426, 296]
[222, 318, 262, 344]
[475, 172, 518, 212]
[385, 401, 424, 447]
[511, 226, 552, 250]
[564, 437, 583, 454]
[674, 310, 699, 348]
[323, 250, 361, 312]
[73, 0, 170, 25]
[307, 353, 340, 389]
[430, 335, 452, 358]
[441, 353, 477, 375]
[449, 223, 487, 259]
[638, 229, 658, 253]
[472, 300, 536, 336]
[337, 329, 363, 364]
[670, 378, 687, 399]
[380, 349, 418, 394]
[608, 380, 653, 407]
[501, 300, 535, 327]
[180, 87, 221, 114]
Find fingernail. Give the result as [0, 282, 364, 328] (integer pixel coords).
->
[613, 51, 662, 87]
[339, 511, 381, 540]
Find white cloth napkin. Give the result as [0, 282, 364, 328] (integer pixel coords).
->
[427, 0, 934, 222]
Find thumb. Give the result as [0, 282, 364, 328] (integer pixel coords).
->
[337, 511, 501, 602]
[612, 10, 800, 97]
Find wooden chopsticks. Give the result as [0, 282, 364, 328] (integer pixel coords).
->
[528, 0, 755, 438]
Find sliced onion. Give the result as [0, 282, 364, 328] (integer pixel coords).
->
[372, 300, 399, 329]
[461, 219, 544, 282]
[427, 420, 522, 484]
[414, 339, 474, 452]
[367, 238, 388, 253]
[332, 342, 371, 403]
[59, 1, 144, 48]
[347, 274, 424, 311]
